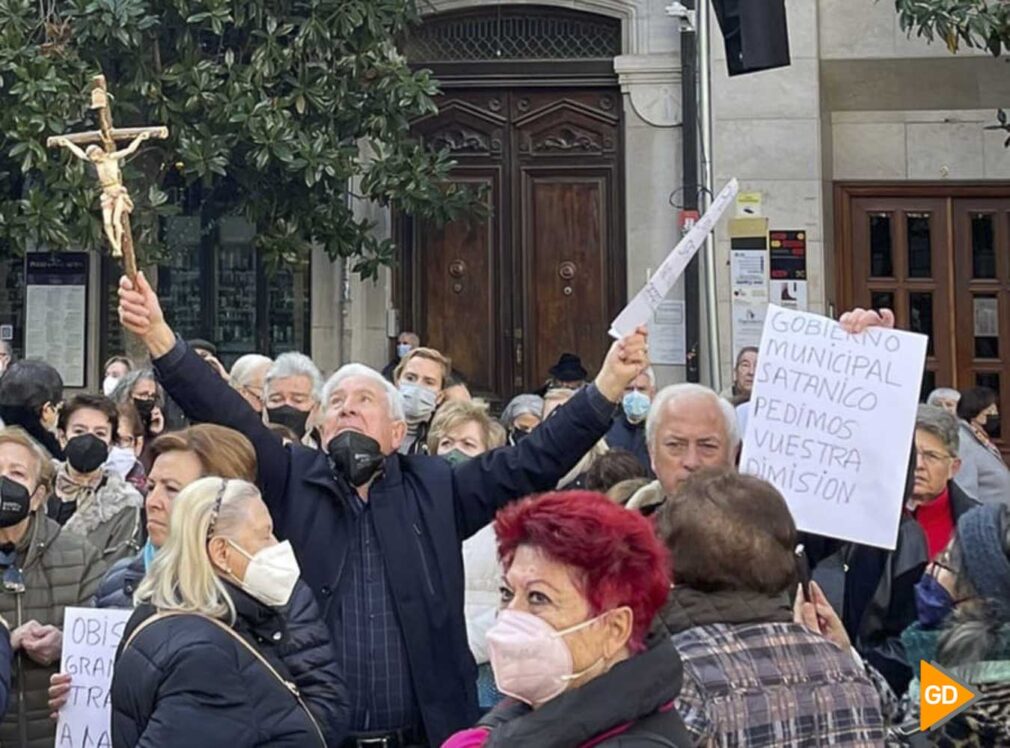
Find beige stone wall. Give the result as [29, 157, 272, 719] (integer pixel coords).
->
[708, 0, 1010, 386]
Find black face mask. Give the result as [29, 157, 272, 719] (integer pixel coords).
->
[984, 413, 1001, 438]
[133, 397, 156, 427]
[268, 406, 311, 440]
[0, 477, 31, 528]
[64, 434, 109, 474]
[508, 427, 532, 446]
[327, 431, 385, 488]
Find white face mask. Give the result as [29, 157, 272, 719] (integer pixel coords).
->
[105, 446, 137, 478]
[228, 540, 300, 607]
[398, 382, 438, 424]
[102, 376, 121, 397]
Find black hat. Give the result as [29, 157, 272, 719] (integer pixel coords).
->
[188, 339, 218, 356]
[548, 353, 588, 382]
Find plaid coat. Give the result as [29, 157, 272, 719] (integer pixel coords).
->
[663, 590, 886, 747]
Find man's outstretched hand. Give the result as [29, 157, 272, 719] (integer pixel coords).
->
[594, 326, 650, 403]
[838, 307, 895, 335]
[118, 272, 175, 357]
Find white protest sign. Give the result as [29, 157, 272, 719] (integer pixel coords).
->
[740, 305, 927, 550]
[56, 606, 132, 748]
[610, 178, 739, 338]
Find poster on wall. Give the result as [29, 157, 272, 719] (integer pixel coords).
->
[648, 299, 687, 365]
[770, 230, 808, 311]
[25, 252, 88, 388]
[730, 216, 770, 359]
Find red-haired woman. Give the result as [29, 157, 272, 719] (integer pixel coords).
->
[442, 491, 691, 748]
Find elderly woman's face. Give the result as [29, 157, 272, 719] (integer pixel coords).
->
[436, 420, 486, 457]
[210, 495, 277, 584]
[500, 544, 632, 692]
[512, 412, 541, 432]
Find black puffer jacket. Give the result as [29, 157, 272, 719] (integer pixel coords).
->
[95, 551, 145, 610]
[111, 585, 349, 747]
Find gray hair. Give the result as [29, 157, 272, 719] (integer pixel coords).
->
[641, 366, 656, 389]
[264, 352, 322, 402]
[322, 363, 405, 422]
[916, 404, 960, 455]
[927, 388, 961, 407]
[110, 368, 160, 406]
[500, 394, 544, 427]
[646, 383, 740, 452]
[229, 354, 273, 389]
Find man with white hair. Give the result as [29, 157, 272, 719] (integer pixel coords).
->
[262, 352, 322, 442]
[118, 271, 649, 748]
[627, 383, 739, 514]
[605, 366, 657, 472]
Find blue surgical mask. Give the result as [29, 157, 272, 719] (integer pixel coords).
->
[396, 343, 412, 358]
[622, 390, 651, 424]
[399, 382, 438, 424]
[914, 574, 955, 629]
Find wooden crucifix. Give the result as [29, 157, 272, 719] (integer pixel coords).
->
[46, 74, 169, 280]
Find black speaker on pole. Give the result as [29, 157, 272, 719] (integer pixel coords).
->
[711, 0, 791, 76]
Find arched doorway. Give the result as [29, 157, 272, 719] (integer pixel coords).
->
[397, 6, 626, 404]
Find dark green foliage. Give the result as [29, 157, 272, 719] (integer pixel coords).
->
[0, 0, 477, 278]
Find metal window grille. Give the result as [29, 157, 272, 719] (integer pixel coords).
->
[403, 7, 621, 63]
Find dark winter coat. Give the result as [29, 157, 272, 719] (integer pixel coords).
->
[442, 634, 691, 748]
[152, 339, 615, 746]
[0, 511, 106, 748]
[96, 553, 348, 741]
[111, 585, 348, 747]
[804, 480, 979, 694]
[94, 551, 146, 610]
[604, 412, 653, 475]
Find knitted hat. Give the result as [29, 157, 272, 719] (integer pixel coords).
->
[957, 504, 1010, 621]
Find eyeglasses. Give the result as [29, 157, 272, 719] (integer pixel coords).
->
[915, 448, 955, 466]
[207, 479, 228, 538]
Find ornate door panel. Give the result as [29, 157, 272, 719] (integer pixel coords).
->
[513, 89, 622, 389]
[406, 92, 510, 397]
[402, 87, 624, 402]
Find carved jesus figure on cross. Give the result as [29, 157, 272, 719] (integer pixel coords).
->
[46, 74, 169, 279]
[52, 131, 152, 257]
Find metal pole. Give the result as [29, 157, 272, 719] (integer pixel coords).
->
[697, 0, 722, 392]
[680, 1, 701, 384]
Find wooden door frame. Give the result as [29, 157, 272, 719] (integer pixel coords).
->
[834, 182, 1010, 312]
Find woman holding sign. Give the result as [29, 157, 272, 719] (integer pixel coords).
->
[111, 478, 348, 746]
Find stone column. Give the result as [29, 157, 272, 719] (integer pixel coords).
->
[615, 53, 686, 389]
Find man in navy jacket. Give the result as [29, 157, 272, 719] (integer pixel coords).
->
[119, 272, 649, 747]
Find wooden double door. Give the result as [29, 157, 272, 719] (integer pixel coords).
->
[837, 185, 1010, 439]
[397, 87, 625, 403]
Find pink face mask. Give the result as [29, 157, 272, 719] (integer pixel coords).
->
[486, 609, 605, 707]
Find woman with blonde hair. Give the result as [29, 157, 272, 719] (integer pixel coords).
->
[110, 478, 348, 747]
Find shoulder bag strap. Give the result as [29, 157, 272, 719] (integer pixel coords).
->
[123, 610, 327, 747]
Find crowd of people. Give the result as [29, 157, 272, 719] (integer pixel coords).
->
[0, 281, 1003, 747]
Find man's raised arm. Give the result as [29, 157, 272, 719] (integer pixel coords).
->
[118, 272, 291, 510]
[452, 328, 650, 538]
